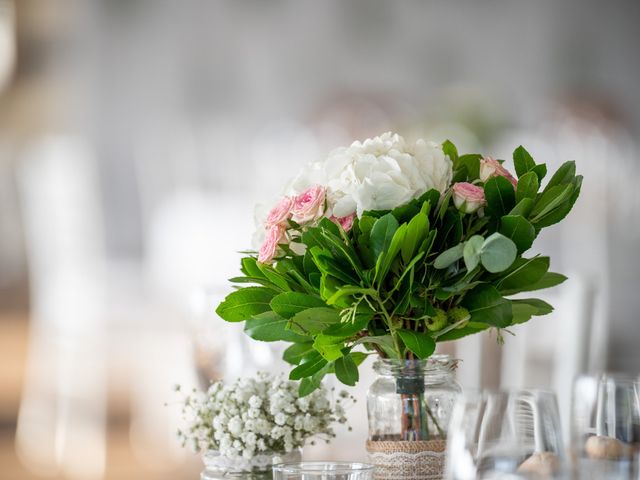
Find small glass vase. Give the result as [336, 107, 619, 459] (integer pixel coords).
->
[366, 355, 461, 480]
[201, 449, 302, 480]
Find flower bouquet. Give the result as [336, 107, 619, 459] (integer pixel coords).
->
[178, 373, 350, 479]
[215, 132, 581, 477]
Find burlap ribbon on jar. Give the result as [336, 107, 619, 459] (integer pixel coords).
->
[366, 440, 447, 480]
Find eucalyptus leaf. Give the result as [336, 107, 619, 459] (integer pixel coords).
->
[480, 233, 517, 273]
[434, 243, 465, 269]
[463, 235, 484, 272]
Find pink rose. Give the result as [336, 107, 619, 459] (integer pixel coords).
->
[480, 157, 517, 187]
[258, 224, 286, 264]
[331, 213, 356, 232]
[452, 182, 486, 214]
[266, 196, 293, 227]
[291, 185, 326, 225]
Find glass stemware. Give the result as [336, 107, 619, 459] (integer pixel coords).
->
[445, 390, 569, 479]
[273, 462, 374, 480]
[571, 374, 640, 479]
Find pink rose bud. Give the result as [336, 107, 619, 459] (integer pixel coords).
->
[258, 224, 286, 264]
[266, 196, 293, 227]
[480, 156, 517, 187]
[291, 185, 326, 225]
[452, 182, 486, 214]
[331, 213, 356, 232]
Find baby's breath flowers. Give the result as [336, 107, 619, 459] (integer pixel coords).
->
[177, 372, 353, 460]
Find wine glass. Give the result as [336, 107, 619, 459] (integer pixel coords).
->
[273, 462, 375, 480]
[445, 390, 569, 479]
[571, 374, 640, 479]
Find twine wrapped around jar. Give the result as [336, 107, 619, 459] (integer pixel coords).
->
[366, 440, 447, 480]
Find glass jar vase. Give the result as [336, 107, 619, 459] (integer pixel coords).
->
[366, 355, 461, 480]
[201, 449, 302, 480]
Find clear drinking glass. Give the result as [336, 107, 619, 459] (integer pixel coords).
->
[445, 390, 569, 479]
[571, 374, 640, 479]
[272, 462, 374, 480]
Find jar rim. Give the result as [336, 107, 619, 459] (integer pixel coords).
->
[372, 354, 458, 375]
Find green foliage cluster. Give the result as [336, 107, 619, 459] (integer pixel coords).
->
[216, 142, 582, 395]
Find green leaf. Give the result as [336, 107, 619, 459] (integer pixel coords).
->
[499, 215, 536, 253]
[241, 257, 265, 278]
[283, 342, 315, 365]
[244, 312, 309, 342]
[375, 223, 407, 286]
[544, 160, 576, 191]
[216, 287, 275, 322]
[270, 292, 327, 318]
[397, 330, 436, 359]
[298, 376, 322, 397]
[480, 233, 517, 273]
[530, 184, 574, 220]
[402, 212, 429, 264]
[288, 307, 342, 335]
[461, 284, 512, 328]
[484, 176, 516, 218]
[511, 298, 554, 324]
[463, 235, 484, 272]
[509, 198, 535, 217]
[531, 164, 547, 182]
[458, 154, 481, 180]
[516, 171, 540, 203]
[334, 354, 359, 386]
[513, 146, 536, 177]
[497, 256, 549, 295]
[370, 213, 400, 259]
[354, 335, 397, 357]
[323, 308, 373, 337]
[442, 140, 458, 163]
[258, 264, 292, 291]
[533, 176, 582, 228]
[326, 287, 377, 306]
[526, 272, 567, 292]
[436, 321, 490, 342]
[289, 352, 328, 380]
[434, 243, 464, 269]
[313, 334, 345, 361]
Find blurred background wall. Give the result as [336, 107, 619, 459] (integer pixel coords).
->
[1, 1, 639, 479]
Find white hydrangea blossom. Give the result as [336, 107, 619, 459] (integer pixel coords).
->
[289, 132, 453, 217]
[176, 373, 352, 459]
